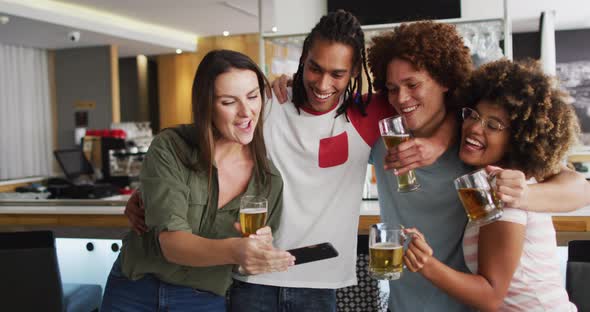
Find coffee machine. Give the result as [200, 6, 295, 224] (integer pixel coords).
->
[107, 145, 147, 185]
[82, 123, 153, 188]
[82, 134, 127, 187]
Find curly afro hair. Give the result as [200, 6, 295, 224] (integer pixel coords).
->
[367, 21, 472, 106]
[460, 59, 580, 181]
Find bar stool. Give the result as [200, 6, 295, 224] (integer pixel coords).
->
[0, 231, 102, 312]
[566, 240, 590, 311]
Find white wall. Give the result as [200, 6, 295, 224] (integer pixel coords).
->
[273, 0, 327, 35]
[461, 0, 503, 21]
[272, 0, 590, 35]
[461, 0, 590, 33]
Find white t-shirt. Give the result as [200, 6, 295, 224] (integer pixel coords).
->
[234, 90, 392, 288]
[462, 180, 576, 311]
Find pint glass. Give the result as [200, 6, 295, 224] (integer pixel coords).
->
[369, 223, 406, 280]
[454, 169, 503, 226]
[378, 116, 420, 192]
[239, 195, 268, 237]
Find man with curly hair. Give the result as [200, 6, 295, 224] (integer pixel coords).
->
[367, 21, 589, 311]
[403, 59, 578, 311]
[367, 21, 476, 312]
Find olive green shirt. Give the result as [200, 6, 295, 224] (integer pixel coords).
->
[119, 125, 283, 296]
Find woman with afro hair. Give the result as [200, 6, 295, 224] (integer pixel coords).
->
[404, 59, 579, 311]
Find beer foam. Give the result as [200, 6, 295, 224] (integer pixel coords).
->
[384, 134, 410, 138]
[371, 242, 402, 250]
[240, 208, 268, 214]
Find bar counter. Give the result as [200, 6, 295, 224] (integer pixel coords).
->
[0, 195, 129, 238]
[0, 196, 127, 225]
[1, 197, 589, 243]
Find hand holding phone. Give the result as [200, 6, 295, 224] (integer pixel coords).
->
[287, 242, 339, 265]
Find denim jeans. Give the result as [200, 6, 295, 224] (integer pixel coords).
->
[101, 256, 226, 312]
[229, 280, 336, 312]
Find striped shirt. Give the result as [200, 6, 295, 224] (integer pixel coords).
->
[463, 203, 576, 311]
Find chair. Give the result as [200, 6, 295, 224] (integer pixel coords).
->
[566, 240, 590, 312]
[0, 231, 102, 312]
[336, 234, 389, 312]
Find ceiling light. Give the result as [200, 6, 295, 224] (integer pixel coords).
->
[223, 31, 230, 37]
[0, 16, 10, 25]
[176, 49, 182, 54]
[271, 26, 278, 33]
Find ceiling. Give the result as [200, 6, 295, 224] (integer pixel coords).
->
[0, 0, 589, 57]
[0, 13, 183, 57]
[58, 0, 276, 36]
[0, 0, 276, 57]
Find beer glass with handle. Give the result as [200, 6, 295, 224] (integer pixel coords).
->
[378, 116, 420, 192]
[369, 223, 406, 280]
[454, 169, 503, 226]
[239, 195, 268, 237]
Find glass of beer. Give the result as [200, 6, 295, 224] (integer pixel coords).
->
[378, 116, 420, 192]
[239, 195, 268, 237]
[454, 169, 503, 226]
[369, 223, 406, 280]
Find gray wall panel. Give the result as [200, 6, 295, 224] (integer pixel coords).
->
[54, 46, 112, 149]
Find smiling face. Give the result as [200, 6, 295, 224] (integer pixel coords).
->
[302, 38, 355, 112]
[385, 59, 449, 138]
[212, 68, 262, 146]
[459, 100, 511, 168]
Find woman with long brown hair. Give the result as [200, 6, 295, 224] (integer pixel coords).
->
[101, 50, 294, 311]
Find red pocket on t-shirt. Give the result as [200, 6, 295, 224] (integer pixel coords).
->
[318, 132, 349, 168]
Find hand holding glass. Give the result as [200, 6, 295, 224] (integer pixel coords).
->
[239, 196, 268, 237]
[378, 116, 420, 192]
[369, 223, 406, 280]
[454, 169, 503, 226]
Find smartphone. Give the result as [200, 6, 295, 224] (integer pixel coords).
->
[287, 242, 339, 265]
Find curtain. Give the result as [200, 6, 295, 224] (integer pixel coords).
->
[0, 43, 52, 180]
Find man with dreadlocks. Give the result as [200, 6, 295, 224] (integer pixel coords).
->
[227, 10, 450, 311]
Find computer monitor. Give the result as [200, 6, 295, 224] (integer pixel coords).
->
[53, 149, 95, 181]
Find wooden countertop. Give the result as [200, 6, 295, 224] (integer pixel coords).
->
[0, 195, 128, 227]
[1, 198, 589, 233]
[357, 201, 590, 235]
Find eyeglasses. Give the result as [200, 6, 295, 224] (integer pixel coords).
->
[461, 107, 508, 132]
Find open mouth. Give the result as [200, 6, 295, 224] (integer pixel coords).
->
[464, 136, 485, 151]
[400, 104, 419, 115]
[236, 120, 252, 130]
[311, 90, 335, 102]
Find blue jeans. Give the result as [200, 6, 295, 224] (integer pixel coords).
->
[229, 280, 336, 312]
[101, 256, 226, 312]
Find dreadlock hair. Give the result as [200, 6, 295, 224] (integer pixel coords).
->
[291, 9, 372, 119]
